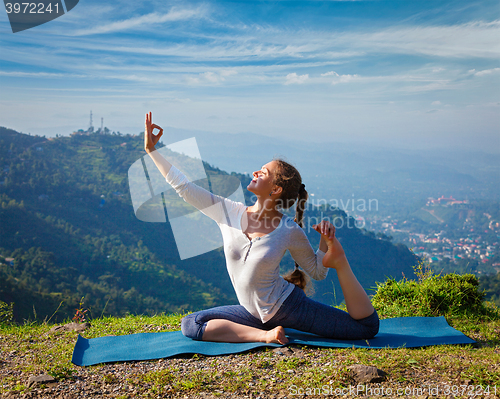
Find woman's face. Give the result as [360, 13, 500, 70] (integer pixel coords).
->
[247, 161, 280, 196]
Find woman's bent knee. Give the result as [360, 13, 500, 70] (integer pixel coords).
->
[181, 313, 206, 340]
[361, 310, 380, 339]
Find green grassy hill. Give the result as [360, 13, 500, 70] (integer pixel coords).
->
[0, 127, 231, 321]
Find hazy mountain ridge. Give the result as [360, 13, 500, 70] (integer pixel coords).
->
[160, 126, 500, 214]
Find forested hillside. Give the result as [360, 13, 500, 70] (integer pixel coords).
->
[0, 127, 421, 322]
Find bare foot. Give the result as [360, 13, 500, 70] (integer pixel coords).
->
[265, 326, 288, 345]
[322, 237, 347, 270]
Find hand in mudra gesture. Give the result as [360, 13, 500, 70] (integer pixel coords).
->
[312, 220, 346, 269]
[144, 111, 163, 153]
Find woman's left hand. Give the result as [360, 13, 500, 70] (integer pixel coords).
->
[144, 111, 163, 153]
[312, 220, 336, 244]
[313, 220, 346, 267]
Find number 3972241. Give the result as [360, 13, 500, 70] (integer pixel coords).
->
[5, 3, 61, 14]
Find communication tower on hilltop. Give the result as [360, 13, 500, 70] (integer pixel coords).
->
[88, 110, 94, 133]
[101, 117, 104, 134]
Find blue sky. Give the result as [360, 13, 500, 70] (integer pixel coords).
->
[0, 0, 499, 152]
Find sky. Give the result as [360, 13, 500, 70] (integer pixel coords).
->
[0, 0, 499, 153]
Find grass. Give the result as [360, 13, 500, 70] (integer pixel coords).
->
[1, 270, 499, 398]
[0, 313, 184, 395]
[372, 261, 499, 320]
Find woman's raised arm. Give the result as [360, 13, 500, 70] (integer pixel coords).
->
[142, 111, 243, 226]
[144, 111, 172, 178]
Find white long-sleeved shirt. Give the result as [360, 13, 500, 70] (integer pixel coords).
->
[166, 165, 328, 322]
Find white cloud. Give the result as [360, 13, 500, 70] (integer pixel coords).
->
[337, 74, 358, 84]
[186, 76, 200, 85]
[402, 81, 453, 93]
[431, 101, 442, 106]
[220, 70, 238, 77]
[202, 72, 220, 83]
[186, 70, 238, 85]
[284, 73, 309, 85]
[71, 7, 206, 36]
[346, 20, 500, 59]
[321, 71, 339, 77]
[0, 71, 74, 78]
[471, 67, 500, 76]
[321, 71, 359, 84]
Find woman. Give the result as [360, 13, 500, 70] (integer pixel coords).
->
[144, 112, 379, 345]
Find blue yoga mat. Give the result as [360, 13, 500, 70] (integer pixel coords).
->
[72, 316, 475, 366]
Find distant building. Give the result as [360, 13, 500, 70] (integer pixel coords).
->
[426, 195, 468, 207]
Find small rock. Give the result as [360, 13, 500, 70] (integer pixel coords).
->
[272, 347, 294, 356]
[49, 322, 91, 333]
[346, 364, 387, 383]
[28, 374, 56, 388]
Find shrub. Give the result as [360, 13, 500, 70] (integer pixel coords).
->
[0, 301, 14, 324]
[372, 261, 500, 320]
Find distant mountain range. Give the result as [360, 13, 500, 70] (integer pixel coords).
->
[1, 126, 421, 322]
[160, 126, 500, 217]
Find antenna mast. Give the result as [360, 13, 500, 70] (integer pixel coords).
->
[89, 110, 94, 133]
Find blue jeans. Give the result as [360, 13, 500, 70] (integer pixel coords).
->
[181, 285, 379, 341]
